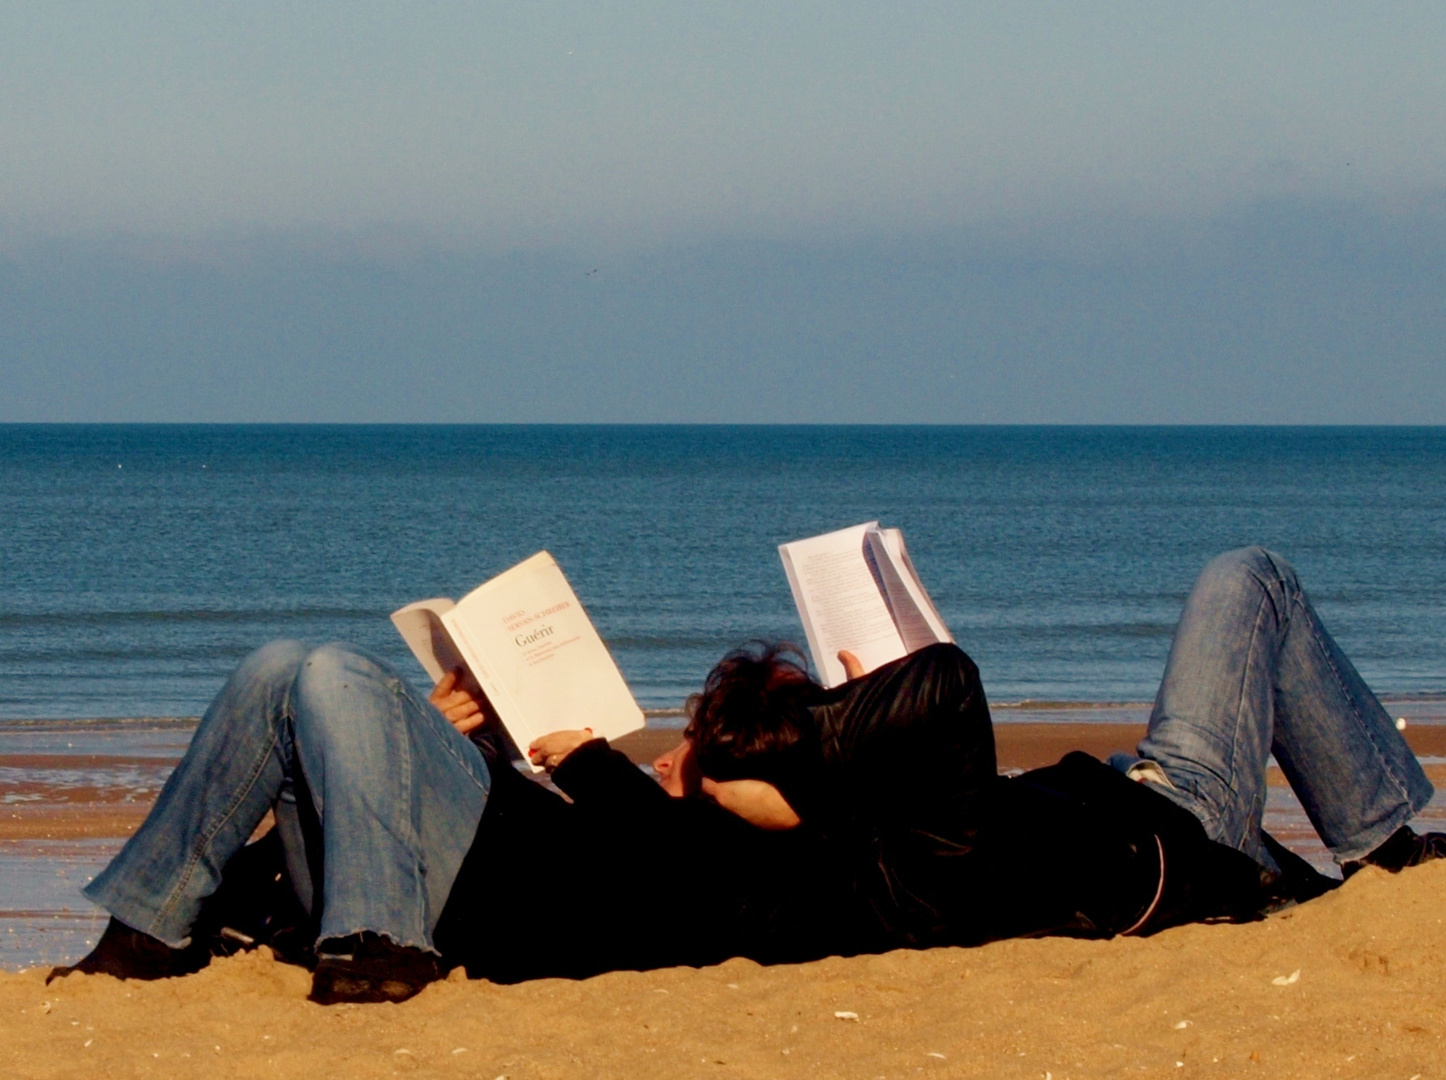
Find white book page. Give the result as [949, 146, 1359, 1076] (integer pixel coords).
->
[440, 552, 644, 768]
[869, 528, 953, 652]
[779, 522, 906, 688]
[389, 598, 460, 685]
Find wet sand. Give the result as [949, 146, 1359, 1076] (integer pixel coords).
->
[7, 721, 1446, 842]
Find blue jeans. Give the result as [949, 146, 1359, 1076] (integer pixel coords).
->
[1117, 547, 1432, 871]
[83, 642, 491, 952]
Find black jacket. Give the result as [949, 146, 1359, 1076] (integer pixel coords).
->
[770, 644, 1272, 947]
[209, 645, 1285, 978]
[433, 738, 872, 982]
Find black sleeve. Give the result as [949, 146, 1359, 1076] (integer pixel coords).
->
[549, 738, 749, 854]
[442, 739, 750, 979]
[783, 643, 997, 830]
[550, 738, 675, 817]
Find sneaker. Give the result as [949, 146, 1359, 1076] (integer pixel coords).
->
[47, 917, 209, 984]
[1342, 826, 1446, 878]
[308, 932, 441, 1005]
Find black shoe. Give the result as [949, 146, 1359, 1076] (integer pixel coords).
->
[308, 933, 441, 1005]
[1260, 830, 1340, 908]
[1342, 826, 1446, 878]
[46, 917, 210, 984]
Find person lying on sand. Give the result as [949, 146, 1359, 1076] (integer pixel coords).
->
[50, 547, 1444, 1003]
[49, 637, 878, 1003]
[681, 546, 1446, 948]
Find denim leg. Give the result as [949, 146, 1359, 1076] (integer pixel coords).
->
[289, 644, 491, 952]
[83, 640, 310, 948]
[1136, 547, 1432, 867]
[85, 640, 492, 953]
[272, 767, 323, 920]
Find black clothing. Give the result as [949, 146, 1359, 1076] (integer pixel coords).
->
[766, 644, 1275, 947]
[433, 739, 870, 982]
[1011, 753, 1270, 933]
[205, 739, 872, 983]
[211, 644, 1301, 981]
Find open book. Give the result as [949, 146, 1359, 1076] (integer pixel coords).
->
[391, 552, 644, 769]
[779, 522, 952, 688]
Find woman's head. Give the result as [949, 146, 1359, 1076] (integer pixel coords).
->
[684, 641, 820, 786]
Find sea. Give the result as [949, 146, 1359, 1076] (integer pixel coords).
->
[3, 424, 1445, 719]
[2, 422, 1446, 717]
[3, 424, 1446, 969]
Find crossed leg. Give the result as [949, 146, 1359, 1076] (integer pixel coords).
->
[73, 641, 490, 997]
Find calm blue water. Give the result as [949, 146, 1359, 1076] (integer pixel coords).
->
[2, 425, 1444, 719]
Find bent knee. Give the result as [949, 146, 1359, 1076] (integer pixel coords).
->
[296, 643, 397, 692]
[1200, 546, 1298, 591]
[234, 639, 311, 685]
[290, 644, 407, 739]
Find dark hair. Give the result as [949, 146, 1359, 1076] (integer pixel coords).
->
[685, 641, 821, 785]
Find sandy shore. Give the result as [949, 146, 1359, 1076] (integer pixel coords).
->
[2, 860, 1443, 1079]
[3, 719, 1446, 1076]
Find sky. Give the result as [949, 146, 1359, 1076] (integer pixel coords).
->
[2, 2, 1445, 422]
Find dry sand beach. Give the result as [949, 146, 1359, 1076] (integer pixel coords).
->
[3, 718, 1446, 1079]
[3, 861, 1444, 1079]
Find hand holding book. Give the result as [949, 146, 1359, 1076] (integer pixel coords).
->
[528, 729, 596, 770]
[779, 522, 952, 687]
[426, 668, 596, 769]
[393, 551, 644, 770]
[428, 668, 491, 736]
